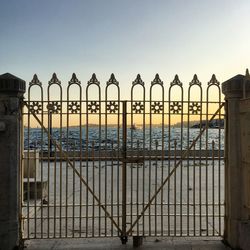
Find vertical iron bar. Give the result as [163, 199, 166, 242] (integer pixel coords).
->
[205, 103, 209, 235]
[117, 102, 121, 235]
[79, 98, 83, 238]
[130, 101, 133, 230]
[136, 140, 139, 235]
[105, 101, 108, 237]
[167, 103, 171, 236]
[27, 103, 30, 238]
[20, 102, 24, 240]
[161, 102, 164, 236]
[92, 141, 95, 237]
[72, 144, 76, 237]
[49, 114, 52, 157]
[180, 102, 184, 236]
[142, 103, 146, 236]
[174, 139, 177, 236]
[149, 101, 152, 236]
[53, 123, 56, 238]
[117, 106, 120, 235]
[41, 102, 44, 238]
[154, 140, 158, 236]
[98, 101, 102, 237]
[121, 101, 127, 244]
[85, 102, 89, 238]
[187, 101, 190, 236]
[212, 140, 215, 235]
[218, 102, 222, 235]
[199, 105, 203, 236]
[98, 105, 101, 237]
[65, 105, 69, 237]
[47, 110, 51, 238]
[34, 146, 37, 238]
[111, 140, 114, 236]
[59, 102, 63, 238]
[193, 142, 196, 236]
[40, 105, 46, 238]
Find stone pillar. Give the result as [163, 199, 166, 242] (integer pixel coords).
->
[0, 73, 25, 249]
[222, 71, 250, 249]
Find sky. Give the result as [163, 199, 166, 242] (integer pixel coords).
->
[1, 0, 250, 101]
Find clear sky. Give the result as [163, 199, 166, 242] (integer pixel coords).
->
[1, 0, 250, 100]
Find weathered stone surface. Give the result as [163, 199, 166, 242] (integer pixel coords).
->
[222, 73, 250, 249]
[239, 221, 250, 250]
[222, 74, 250, 99]
[0, 73, 25, 96]
[0, 73, 25, 250]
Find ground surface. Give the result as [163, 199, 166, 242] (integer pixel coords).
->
[25, 237, 231, 250]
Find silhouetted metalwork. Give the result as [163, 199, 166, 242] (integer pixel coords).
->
[22, 73, 225, 242]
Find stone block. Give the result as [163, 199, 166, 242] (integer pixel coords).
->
[23, 178, 48, 200]
[239, 221, 250, 250]
[23, 150, 40, 179]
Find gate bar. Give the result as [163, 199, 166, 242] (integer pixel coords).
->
[126, 102, 225, 235]
[121, 101, 128, 244]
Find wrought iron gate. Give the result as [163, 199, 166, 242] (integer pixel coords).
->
[21, 73, 225, 242]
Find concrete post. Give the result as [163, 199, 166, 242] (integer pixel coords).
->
[222, 72, 250, 249]
[0, 73, 25, 249]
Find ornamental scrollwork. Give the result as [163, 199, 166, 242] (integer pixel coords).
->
[29, 101, 42, 114]
[189, 102, 201, 115]
[47, 101, 61, 114]
[68, 101, 81, 114]
[107, 101, 119, 114]
[151, 101, 163, 114]
[170, 101, 182, 114]
[132, 101, 144, 114]
[87, 101, 100, 113]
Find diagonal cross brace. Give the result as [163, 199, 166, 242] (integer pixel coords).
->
[126, 102, 225, 235]
[23, 101, 123, 235]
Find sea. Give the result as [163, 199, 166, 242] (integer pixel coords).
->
[24, 127, 224, 152]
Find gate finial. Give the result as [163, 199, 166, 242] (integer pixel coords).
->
[48, 73, 61, 86]
[189, 74, 201, 86]
[87, 73, 100, 85]
[151, 73, 163, 86]
[132, 74, 144, 86]
[208, 74, 220, 86]
[170, 74, 182, 87]
[107, 73, 119, 86]
[68, 73, 81, 86]
[29, 74, 42, 86]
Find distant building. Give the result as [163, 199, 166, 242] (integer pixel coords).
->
[191, 119, 224, 128]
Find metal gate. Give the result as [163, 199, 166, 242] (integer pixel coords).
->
[21, 73, 224, 242]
